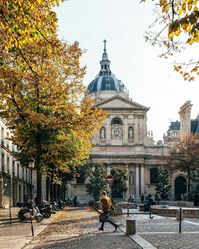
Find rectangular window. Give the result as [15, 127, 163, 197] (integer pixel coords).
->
[1, 153, 5, 172]
[19, 185, 21, 202]
[6, 132, 9, 149]
[150, 168, 158, 184]
[1, 127, 4, 146]
[17, 164, 19, 178]
[12, 161, 15, 176]
[22, 167, 24, 180]
[7, 156, 10, 174]
[26, 168, 28, 182]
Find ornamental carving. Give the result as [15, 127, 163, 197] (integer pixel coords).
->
[111, 125, 123, 139]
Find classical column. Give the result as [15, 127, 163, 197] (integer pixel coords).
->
[135, 116, 139, 144]
[124, 116, 128, 144]
[125, 164, 129, 197]
[106, 164, 111, 175]
[135, 165, 140, 197]
[106, 116, 111, 144]
[179, 101, 192, 135]
[140, 116, 144, 143]
[140, 165, 145, 194]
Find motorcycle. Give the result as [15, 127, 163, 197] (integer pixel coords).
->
[17, 201, 43, 222]
[50, 201, 60, 211]
[38, 201, 52, 218]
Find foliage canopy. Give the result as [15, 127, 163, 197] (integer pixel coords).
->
[0, 0, 106, 201]
[143, 0, 199, 81]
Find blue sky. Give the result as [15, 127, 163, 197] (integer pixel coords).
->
[55, 0, 199, 142]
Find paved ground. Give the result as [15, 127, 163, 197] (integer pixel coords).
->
[28, 207, 141, 249]
[0, 206, 199, 249]
[120, 209, 199, 249]
[0, 207, 58, 249]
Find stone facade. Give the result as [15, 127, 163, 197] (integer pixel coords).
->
[67, 42, 171, 202]
[88, 94, 170, 200]
[179, 100, 192, 135]
[68, 44, 199, 202]
[0, 118, 31, 208]
[163, 100, 199, 200]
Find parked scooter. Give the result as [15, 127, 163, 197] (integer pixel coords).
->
[17, 200, 43, 222]
[38, 201, 52, 218]
[50, 201, 60, 211]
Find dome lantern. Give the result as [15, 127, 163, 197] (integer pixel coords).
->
[99, 40, 111, 76]
[87, 41, 128, 97]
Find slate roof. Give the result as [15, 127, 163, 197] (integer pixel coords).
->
[191, 114, 199, 133]
[169, 121, 180, 130]
[87, 41, 128, 95]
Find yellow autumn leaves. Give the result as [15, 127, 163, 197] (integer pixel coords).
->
[155, 0, 199, 81]
[0, 0, 62, 51]
[167, 0, 199, 45]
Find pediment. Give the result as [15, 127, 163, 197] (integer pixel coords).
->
[95, 96, 149, 111]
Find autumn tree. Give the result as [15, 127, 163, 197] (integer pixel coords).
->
[143, 0, 199, 81]
[168, 134, 199, 198]
[0, 1, 106, 203]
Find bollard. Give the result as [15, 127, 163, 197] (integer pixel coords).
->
[126, 219, 136, 235]
[177, 207, 183, 233]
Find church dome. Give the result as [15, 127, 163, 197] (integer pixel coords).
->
[87, 40, 128, 95]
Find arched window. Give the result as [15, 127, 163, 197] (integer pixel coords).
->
[111, 117, 123, 139]
[150, 167, 158, 184]
[111, 117, 123, 125]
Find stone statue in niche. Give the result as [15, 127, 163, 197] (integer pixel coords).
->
[128, 127, 134, 138]
[100, 127, 106, 139]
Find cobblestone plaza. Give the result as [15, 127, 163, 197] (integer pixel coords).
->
[0, 206, 199, 249]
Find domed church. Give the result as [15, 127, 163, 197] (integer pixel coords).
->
[68, 41, 170, 202]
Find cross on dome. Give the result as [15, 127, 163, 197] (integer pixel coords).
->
[103, 39, 107, 52]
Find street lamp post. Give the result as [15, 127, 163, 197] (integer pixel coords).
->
[9, 174, 12, 224]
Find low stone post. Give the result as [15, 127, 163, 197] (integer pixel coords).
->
[126, 219, 136, 235]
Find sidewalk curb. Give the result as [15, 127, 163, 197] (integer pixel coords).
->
[22, 225, 48, 249]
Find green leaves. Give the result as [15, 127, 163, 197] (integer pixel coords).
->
[86, 164, 107, 201]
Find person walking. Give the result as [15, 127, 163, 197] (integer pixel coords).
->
[99, 191, 118, 232]
[140, 194, 145, 203]
[73, 196, 77, 207]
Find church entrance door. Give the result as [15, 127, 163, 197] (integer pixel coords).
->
[175, 176, 187, 200]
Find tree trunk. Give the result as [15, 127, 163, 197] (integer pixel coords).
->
[187, 167, 191, 200]
[35, 135, 42, 204]
[36, 169, 42, 204]
[46, 177, 50, 201]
